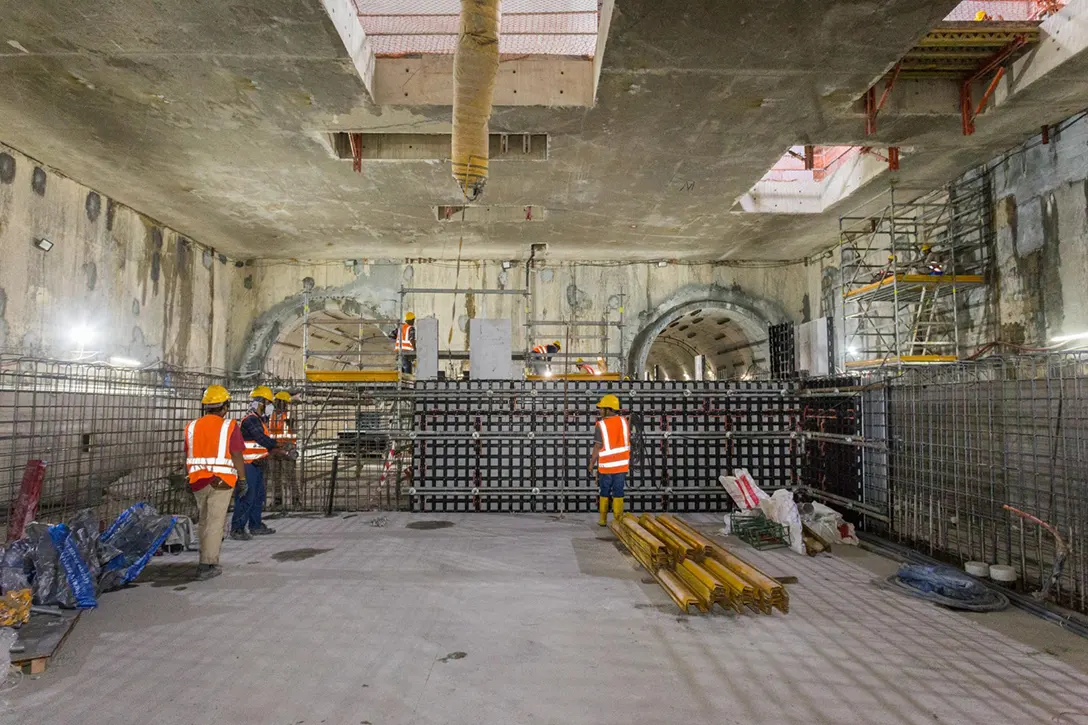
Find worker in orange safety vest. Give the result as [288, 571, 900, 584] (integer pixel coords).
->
[184, 385, 247, 580]
[392, 312, 416, 375]
[588, 393, 630, 526]
[530, 340, 561, 376]
[269, 390, 301, 510]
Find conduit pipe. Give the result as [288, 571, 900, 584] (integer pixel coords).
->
[451, 0, 500, 200]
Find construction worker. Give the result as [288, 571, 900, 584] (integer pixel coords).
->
[269, 390, 300, 509]
[588, 393, 630, 527]
[231, 385, 281, 539]
[575, 357, 599, 375]
[914, 243, 945, 275]
[392, 312, 416, 375]
[975, 10, 994, 21]
[184, 385, 247, 580]
[530, 340, 561, 376]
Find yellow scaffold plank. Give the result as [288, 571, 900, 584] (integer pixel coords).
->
[844, 274, 985, 299]
[845, 355, 959, 368]
[304, 369, 402, 382]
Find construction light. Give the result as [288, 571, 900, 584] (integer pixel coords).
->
[33, 237, 54, 252]
[1052, 332, 1088, 343]
[70, 325, 95, 346]
[108, 356, 142, 368]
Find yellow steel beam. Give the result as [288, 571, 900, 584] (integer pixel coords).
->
[656, 569, 700, 614]
[845, 355, 958, 368]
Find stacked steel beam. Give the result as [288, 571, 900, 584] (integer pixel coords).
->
[611, 513, 789, 615]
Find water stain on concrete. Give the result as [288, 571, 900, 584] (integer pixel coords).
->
[438, 651, 467, 663]
[272, 547, 333, 562]
[31, 166, 46, 195]
[0, 152, 14, 184]
[85, 191, 101, 221]
[406, 521, 454, 530]
[139, 563, 201, 587]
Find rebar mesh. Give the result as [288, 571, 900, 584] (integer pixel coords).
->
[884, 353, 1088, 613]
[0, 356, 225, 527]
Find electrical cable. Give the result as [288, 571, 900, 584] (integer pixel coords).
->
[882, 564, 1010, 612]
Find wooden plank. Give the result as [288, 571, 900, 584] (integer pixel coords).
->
[11, 609, 81, 674]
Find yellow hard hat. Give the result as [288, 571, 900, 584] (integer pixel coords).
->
[921, 243, 932, 252]
[201, 385, 231, 405]
[576, 358, 585, 363]
[596, 394, 620, 410]
[552, 340, 562, 349]
[405, 312, 416, 322]
[274, 391, 291, 402]
[250, 385, 274, 401]
[975, 10, 988, 21]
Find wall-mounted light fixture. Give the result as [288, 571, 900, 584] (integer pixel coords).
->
[33, 237, 54, 252]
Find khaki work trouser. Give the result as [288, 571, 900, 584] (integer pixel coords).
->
[193, 484, 234, 566]
[270, 458, 301, 509]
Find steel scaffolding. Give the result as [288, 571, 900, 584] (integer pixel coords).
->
[839, 175, 992, 369]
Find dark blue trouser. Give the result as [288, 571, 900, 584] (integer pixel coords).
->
[598, 472, 626, 498]
[231, 461, 266, 532]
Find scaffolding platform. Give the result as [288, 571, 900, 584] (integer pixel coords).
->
[305, 370, 402, 383]
[525, 373, 621, 381]
[844, 274, 986, 302]
[845, 355, 959, 369]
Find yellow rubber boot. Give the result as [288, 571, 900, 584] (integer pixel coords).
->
[612, 497, 624, 520]
[598, 497, 609, 527]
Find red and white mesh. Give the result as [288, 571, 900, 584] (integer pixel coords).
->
[353, 0, 599, 57]
[943, 0, 1066, 21]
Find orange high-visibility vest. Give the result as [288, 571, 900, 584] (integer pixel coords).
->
[596, 415, 630, 474]
[395, 323, 414, 352]
[185, 414, 239, 487]
[269, 411, 296, 444]
[578, 363, 599, 375]
[242, 413, 272, 463]
[532, 345, 547, 355]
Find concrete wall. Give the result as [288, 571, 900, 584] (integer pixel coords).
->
[992, 115, 1088, 345]
[234, 258, 811, 375]
[0, 143, 238, 369]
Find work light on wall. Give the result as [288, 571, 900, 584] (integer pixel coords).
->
[33, 237, 54, 252]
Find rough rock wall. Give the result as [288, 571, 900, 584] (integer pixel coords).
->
[233, 258, 810, 375]
[0, 143, 236, 368]
[992, 117, 1088, 345]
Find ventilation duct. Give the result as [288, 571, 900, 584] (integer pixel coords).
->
[451, 0, 500, 201]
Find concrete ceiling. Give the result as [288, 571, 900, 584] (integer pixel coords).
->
[2, 1, 1086, 261]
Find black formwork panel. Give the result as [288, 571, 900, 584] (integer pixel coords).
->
[800, 376, 862, 502]
[411, 380, 801, 513]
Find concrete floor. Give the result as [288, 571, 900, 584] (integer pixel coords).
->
[5, 513, 1088, 725]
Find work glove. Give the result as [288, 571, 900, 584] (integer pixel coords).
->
[235, 479, 249, 498]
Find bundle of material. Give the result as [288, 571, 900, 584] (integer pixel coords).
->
[706, 545, 790, 614]
[611, 512, 789, 615]
[609, 516, 669, 572]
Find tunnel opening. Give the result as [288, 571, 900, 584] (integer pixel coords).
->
[644, 308, 766, 380]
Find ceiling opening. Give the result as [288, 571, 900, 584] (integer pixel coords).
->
[324, 0, 612, 106]
[354, 0, 600, 58]
[734, 145, 901, 214]
[943, 1, 1066, 21]
[645, 309, 766, 381]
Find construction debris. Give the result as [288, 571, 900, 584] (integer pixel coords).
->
[611, 513, 789, 615]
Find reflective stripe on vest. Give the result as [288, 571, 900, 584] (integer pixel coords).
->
[579, 364, 599, 375]
[242, 413, 271, 462]
[532, 345, 547, 355]
[395, 323, 414, 352]
[269, 412, 297, 442]
[597, 415, 630, 473]
[185, 415, 239, 486]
